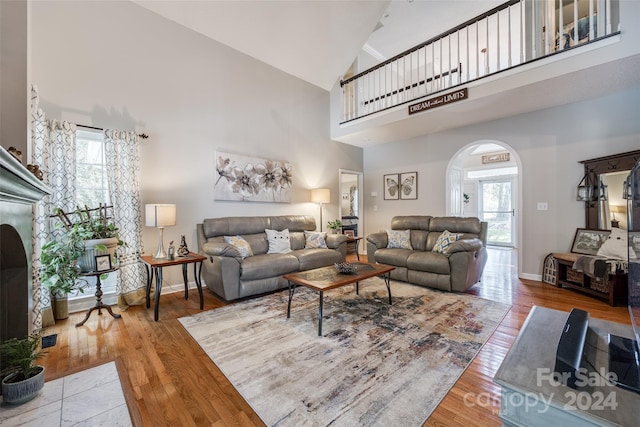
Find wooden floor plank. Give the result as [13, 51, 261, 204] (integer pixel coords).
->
[39, 250, 631, 426]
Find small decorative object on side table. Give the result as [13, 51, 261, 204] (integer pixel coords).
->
[177, 235, 190, 257]
[75, 267, 121, 327]
[140, 252, 207, 321]
[327, 219, 342, 234]
[94, 254, 112, 272]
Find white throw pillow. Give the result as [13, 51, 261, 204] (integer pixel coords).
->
[223, 235, 253, 259]
[265, 228, 292, 254]
[432, 230, 463, 254]
[304, 231, 327, 249]
[597, 227, 636, 259]
[386, 229, 412, 249]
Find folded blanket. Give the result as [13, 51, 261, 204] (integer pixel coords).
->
[573, 255, 628, 278]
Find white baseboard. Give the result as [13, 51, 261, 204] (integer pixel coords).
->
[68, 282, 198, 314]
[519, 273, 541, 281]
[160, 281, 199, 295]
[69, 292, 118, 313]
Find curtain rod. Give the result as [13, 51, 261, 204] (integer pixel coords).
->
[77, 123, 149, 140]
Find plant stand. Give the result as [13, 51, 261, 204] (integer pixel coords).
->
[75, 267, 121, 327]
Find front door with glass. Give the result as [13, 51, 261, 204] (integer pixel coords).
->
[480, 178, 515, 247]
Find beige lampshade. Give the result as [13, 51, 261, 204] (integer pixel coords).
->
[145, 204, 177, 227]
[610, 205, 625, 214]
[311, 188, 330, 204]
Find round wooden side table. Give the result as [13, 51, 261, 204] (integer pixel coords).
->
[75, 267, 121, 327]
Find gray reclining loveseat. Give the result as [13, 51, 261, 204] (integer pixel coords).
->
[197, 215, 346, 301]
[366, 216, 488, 292]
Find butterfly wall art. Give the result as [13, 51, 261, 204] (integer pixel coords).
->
[384, 174, 399, 200]
[383, 172, 418, 200]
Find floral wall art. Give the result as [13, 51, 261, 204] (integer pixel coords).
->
[215, 151, 292, 202]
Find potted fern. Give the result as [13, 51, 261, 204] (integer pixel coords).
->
[0, 331, 48, 404]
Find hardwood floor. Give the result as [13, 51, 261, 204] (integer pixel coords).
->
[39, 249, 631, 426]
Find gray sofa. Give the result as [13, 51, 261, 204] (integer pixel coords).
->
[366, 216, 488, 292]
[197, 215, 347, 301]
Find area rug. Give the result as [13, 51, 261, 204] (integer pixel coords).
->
[179, 278, 510, 426]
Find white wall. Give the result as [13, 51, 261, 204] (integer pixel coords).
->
[27, 0, 640, 286]
[0, 0, 29, 155]
[31, 1, 363, 286]
[363, 85, 640, 278]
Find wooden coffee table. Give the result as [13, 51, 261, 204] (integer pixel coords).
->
[283, 262, 395, 336]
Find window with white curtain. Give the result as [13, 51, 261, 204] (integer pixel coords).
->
[75, 129, 109, 207]
[69, 129, 117, 308]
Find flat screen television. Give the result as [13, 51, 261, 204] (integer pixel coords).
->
[607, 158, 640, 393]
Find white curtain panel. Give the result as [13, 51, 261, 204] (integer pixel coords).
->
[31, 85, 78, 328]
[30, 85, 147, 328]
[104, 130, 146, 297]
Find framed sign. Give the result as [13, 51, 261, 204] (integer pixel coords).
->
[482, 152, 510, 164]
[408, 88, 468, 115]
[95, 254, 112, 272]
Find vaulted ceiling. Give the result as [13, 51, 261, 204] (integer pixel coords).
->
[132, 1, 640, 148]
[132, 0, 503, 91]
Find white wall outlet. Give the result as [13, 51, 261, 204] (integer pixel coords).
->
[371, 191, 377, 197]
[373, 205, 378, 211]
[537, 202, 548, 211]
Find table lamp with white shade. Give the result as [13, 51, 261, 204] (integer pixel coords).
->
[610, 204, 624, 228]
[311, 188, 330, 231]
[145, 204, 176, 259]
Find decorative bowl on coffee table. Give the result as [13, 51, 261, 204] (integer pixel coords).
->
[334, 262, 356, 274]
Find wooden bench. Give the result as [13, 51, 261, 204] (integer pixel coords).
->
[552, 252, 628, 306]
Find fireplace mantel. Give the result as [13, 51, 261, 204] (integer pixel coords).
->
[0, 146, 51, 204]
[1, 145, 51, 338]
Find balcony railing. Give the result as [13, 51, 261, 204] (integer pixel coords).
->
[340, 0, 619, 123]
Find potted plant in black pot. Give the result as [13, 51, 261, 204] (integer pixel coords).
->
[0, 331, 48, 404]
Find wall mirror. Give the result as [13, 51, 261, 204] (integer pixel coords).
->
[580, 150, 640, 230]
[598, 171, 629, 229]
[339, 169, 363, 237]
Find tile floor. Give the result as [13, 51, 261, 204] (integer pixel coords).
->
[0, 361, 131, 426]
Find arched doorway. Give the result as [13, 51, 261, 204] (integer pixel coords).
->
[446, 140, 523, 276]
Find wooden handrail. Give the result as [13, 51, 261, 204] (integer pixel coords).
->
[341, 0, 520, 87]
